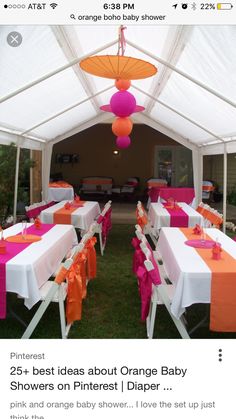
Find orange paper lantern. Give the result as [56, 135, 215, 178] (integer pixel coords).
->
[115, 79, 131, 91]
[112, 117, 133, 136]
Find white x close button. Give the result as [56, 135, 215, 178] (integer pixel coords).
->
[7, 31, 23, 47]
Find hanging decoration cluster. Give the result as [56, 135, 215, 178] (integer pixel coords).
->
[105, 78, 144, 149]
[80, 26, 157, 149]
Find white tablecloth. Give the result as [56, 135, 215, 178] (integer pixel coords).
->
[48, 187, 74, 202]
[149, 202, 203, 230]
[5, 223, 78, 309]
[158, 228, 236, 319]
[40, 201, 101, 231]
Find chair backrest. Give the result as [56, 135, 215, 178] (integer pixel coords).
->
[202, 181, 214, 191]
[81, 177, 113, 193]
[136, 202, 148, 230]
[196, 203, 223, 227]
[147, 178, 167, 188]
[132, 226, 162, 321]
[125, 177, 139, 186]
[25, 200, 55, 220]
[101, 200, 112, 216]
[202, 181, 214, 199]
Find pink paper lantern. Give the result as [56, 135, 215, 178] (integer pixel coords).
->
[110, 91, 136, 117]
[116, 136, 131, 149]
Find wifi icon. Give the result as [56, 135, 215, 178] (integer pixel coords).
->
[50, 3, 58, 9]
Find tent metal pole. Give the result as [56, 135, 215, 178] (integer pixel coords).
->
[134, 112, 196, 151]
[0, 39, 118, 105]
[0, 127, 46, 144]
[51, 26, 101, 114]
[30, 149, 33, 205]
[50, 112, 111, 145]
[133, 85, 224, 143]
[127, 39, 236, 108]
[223, 144, 227, 233]
[198, 136, 236, 147]
[13, 144, 21, 224]
[21, 85, 113, 136]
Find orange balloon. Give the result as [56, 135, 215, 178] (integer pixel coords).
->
[112, 117, 133, 136]
[115, 79, 131, 91]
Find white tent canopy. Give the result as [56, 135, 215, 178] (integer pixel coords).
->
[0, 25, 235, 224]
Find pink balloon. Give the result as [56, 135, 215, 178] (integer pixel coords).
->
[110, 91, 136, 117]
[116, 136, 131, 149]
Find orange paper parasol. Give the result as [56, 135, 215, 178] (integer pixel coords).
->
[80, 55, 157, 80]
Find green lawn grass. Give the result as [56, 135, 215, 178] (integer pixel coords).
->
[1, 225, 236, 339]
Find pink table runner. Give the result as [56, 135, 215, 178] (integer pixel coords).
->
[148, 187, 165, 202]
[160, 188, 195, 204]
[26, 201, 55, 219]
[163, 203, 189, 227]
[0, 224, 54, 319]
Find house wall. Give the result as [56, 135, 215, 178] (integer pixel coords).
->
[51, 124, 178, 190]
[203, 154, 236, 192]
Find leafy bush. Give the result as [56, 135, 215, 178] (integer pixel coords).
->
[0, 144, 34, 221]
[227, 185, 236, 206]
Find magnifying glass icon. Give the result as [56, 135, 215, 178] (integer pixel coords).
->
[70, 14, 76, 20]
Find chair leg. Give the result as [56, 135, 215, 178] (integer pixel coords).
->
[21, 283, 59, 339]
[99, 230, 104, 256]
[147, 299, 158, 339]
[157, 285, 190, 339]
[149, 231, 158, 247]
[58, 287, 67, 339]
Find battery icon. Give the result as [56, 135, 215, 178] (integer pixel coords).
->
[217, 3, 233, 9]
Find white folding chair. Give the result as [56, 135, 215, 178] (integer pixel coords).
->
[21, 259, 73, 339]
[134, 226, 190, 339]
[94, 200, 112, 256]
[136, 201, 158, 246]
[146, 255, 189, 340]
[21, 240, 86, 339]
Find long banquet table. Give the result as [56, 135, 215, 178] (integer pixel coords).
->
[48, 186, 74, 202]
[149, 187, 195, 205]
[40, 200, 101, 231]
[158, 227, 236, 331]
[149, 202, 203, 230]
[2, 223, 78, 310]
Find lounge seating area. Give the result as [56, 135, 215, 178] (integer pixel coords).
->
[112, 177, 140, 200]
[80, 177, 113, 196]
[78, 176, 141, 202]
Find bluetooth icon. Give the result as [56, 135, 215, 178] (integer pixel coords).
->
[191, 2, 197, 10]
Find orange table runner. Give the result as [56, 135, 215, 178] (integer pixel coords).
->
[53, 206, 77, 224]
[202, 185, 215, 191]
[180, 228, 236, 332]
[53, 201, 86, 224]
[147, 182, 167, 188]
[49, 181, 73, 188]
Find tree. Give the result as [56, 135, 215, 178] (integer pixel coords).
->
[0, 144, 34, 222]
